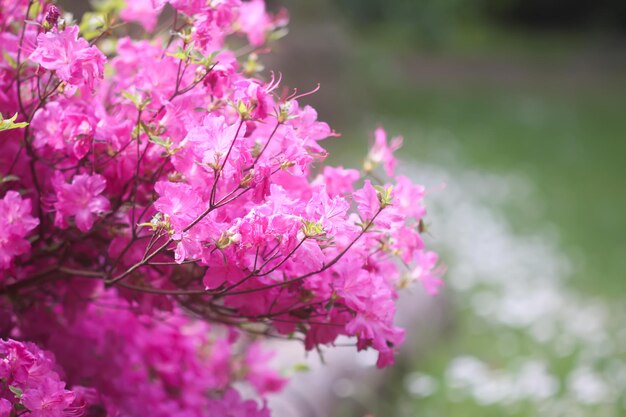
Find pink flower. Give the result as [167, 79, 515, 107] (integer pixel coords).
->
[206, 388, 270, 417]
[306, 187, 350, 235]
[238, 0, 271, 46]
[315, 166, 360, 196]
[52, 173, 110, 232]
[21, 378, 75, 417]
[154, 181, 203, 229]
[345, 313, 405, 368]
[120, 0, 164, 32]
[232, 79, 272, 120]
[29, 26, 106, 90]
[366, 127, 403, 177]
[0, 340, 84, 417]
[394, 175, 426, 220]
[0, 398, 11, 417]
[164, 0, 208, 16]
[393, 226, 424, 263]
[354, 180, 380, 222]
[183, 115, 246, 170]
[30, 98, 97, 160]
[0, 339, 35, 384]
[334, 266, 374, 312]
[411, 251, 444, 295]
[243, 343, 286, 394]
[0, 191, 39, 270]
[192, 0, 240, 50]
[203, 52, 237, 99]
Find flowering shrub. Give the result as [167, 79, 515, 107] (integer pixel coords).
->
[0, 1, 442, 415]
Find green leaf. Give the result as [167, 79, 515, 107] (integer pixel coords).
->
[0, 175, 20, 184]
[166, 47, 188, 61]
[91, 0, 125, 13]
[121, 91, 151, 110]
[148, 135, 171, 148]
[2, 49, 17, 70]
[301, 219, 325, 238]
[292, 363, 310, 373]
[0, 113, 28, 131]
[79, 12, 106, 40]
[375, 185, 394, 209]
[9, 385, 23, 398]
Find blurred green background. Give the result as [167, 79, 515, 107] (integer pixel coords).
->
[267, 0, 626, 416]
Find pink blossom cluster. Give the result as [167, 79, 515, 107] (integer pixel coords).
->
[16, 292, 281, 417]
[0, 0, 442, 416]
[0, 192, 38, 269]
[0, 339, 78, 417]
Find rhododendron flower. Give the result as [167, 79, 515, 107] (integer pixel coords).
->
[354, 180, 402, 229]
[30, 98, 97, 159]
[206, 388, 270, 417]
[314, 166, 360, 196]
[0, 398, 11, 417]
[346, 313, 405, 368]
[154, 182, 203, 228]
[120, 0, 163, 32]
[366, 127, 403, 176]
[0, 340, 79, 417]
[394, 175, 426, 220]
[184, 114, 246, 170]
[186, 0, 241, 50]
[243, 343, 287, 394]
[21, 378, 76, 417]
[0, 192, 38, 270]
[29, 26, 106, 90]
[52, 173, 110, 232]
[411, 251, 445, 295]
[164, 0, 208, 16]
[238, 0, 271, 46]
[354, 180, 381, 221]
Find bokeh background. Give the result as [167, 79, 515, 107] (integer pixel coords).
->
[264, 1, 626, 416]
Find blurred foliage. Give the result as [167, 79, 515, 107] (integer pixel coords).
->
[487, 0, 626, 30]
[333, 0, 626, 47]
[334, 0, 483, 47]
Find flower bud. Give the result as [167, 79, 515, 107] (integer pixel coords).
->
[44, 5, 61, 31]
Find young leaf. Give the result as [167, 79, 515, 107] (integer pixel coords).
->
[0, 113, 28, 131]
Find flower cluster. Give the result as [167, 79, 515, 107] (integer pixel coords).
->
[0, 192, 38, 270]
[0, 0, 441, 416]
[0, 339, 78, 417]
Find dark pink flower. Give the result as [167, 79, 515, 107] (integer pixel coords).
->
[43, 5, 61, 29]
[0, 192, 39, 270]
[29, 26, 106, 90]
[52, 173, 110, 232]
[21, 378, 75, 417]
[0, 398, 12, 417]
